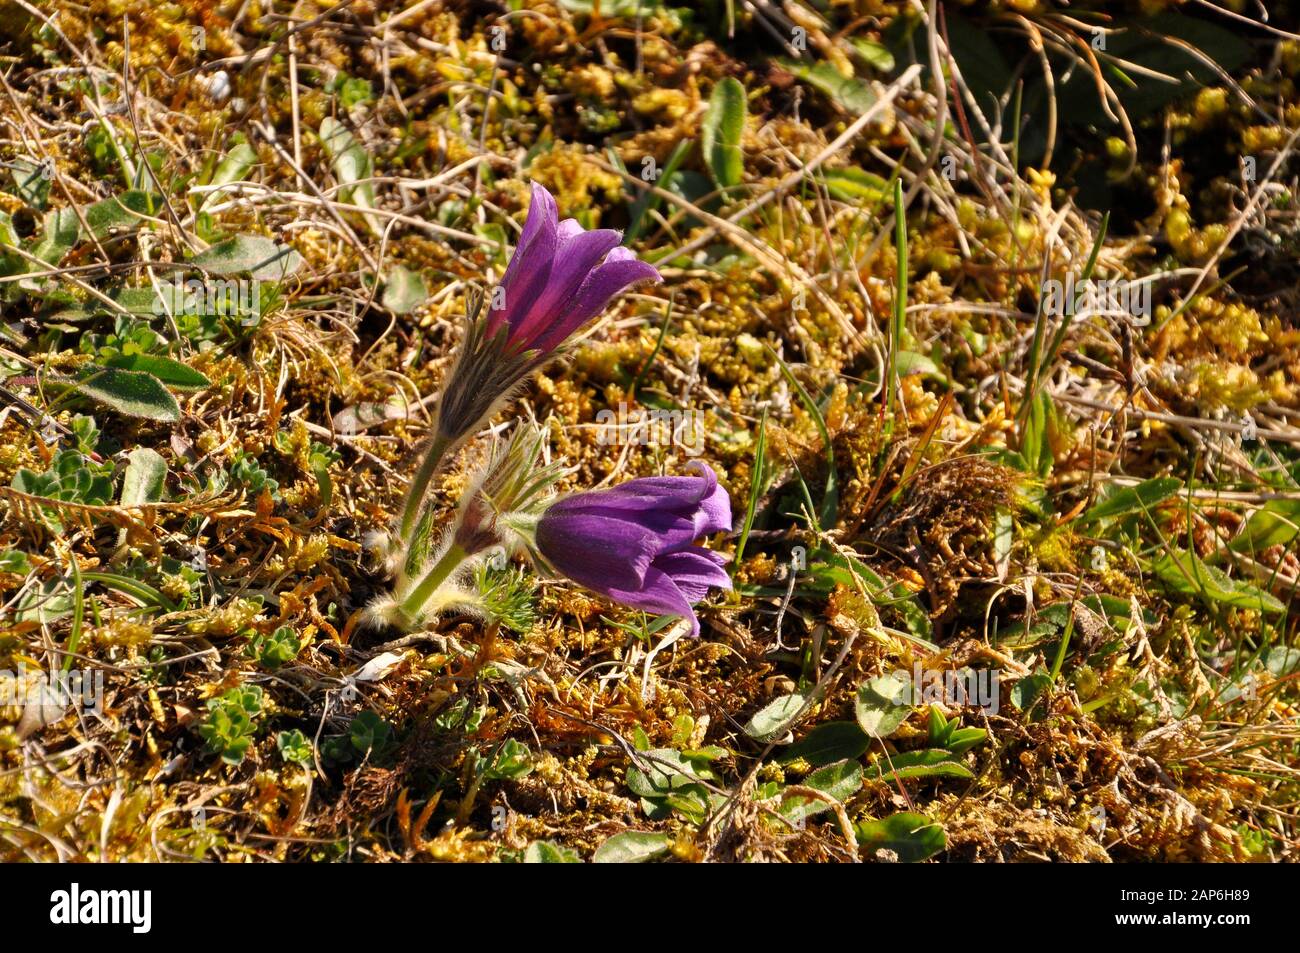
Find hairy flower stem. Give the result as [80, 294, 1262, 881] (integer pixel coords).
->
[398, 432, 453, 540]
[399, 541, 469, 619]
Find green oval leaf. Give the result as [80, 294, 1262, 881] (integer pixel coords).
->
[1010, 672, 1051, 713]
[382, 265, 427, 315]
[744, 692, 808, 741]
[103, 353, 210, 390]
[523, 841, 581, 863]
[855, 674, 911, 738]
[1080, 477, 1182, 525]
[192, 234, 303, 281]
[820, 167, 888, 203]
[780, 758, 863, 824]
[84, 190, 154, 238]
[626, 748, 702, 798]
[592, 830, 671, 863]
[72, 366, 180, 422]
[31, 207, 81, 265]
[702, 77, 746, 190]
[320, 118, 382, 237]
[850, 38, 896, 72]
[854, 812, 946, 862]
[200, 142, 258, 211]
[781, 60, 879, 115]
[1229, 499, 1300, 553]
[865, 749, 974, 781]
[120, 447, 167, 506]
[1153, 549, 1286, 615]
[781, 720, 870, 767]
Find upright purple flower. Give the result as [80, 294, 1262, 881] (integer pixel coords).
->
[534, 462, 733, 635]
[435, 182, 661, 448]
[399, 182, 661, 539]
[484, 183, 662, 356]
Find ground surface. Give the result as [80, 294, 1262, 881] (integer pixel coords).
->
[0, 0, 1298, 862]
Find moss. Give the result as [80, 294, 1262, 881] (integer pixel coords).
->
[1, 0, 1296, 865]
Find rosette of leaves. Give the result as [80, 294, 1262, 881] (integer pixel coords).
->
[10, 448, 114, 532]
[199, 685, 264, 765]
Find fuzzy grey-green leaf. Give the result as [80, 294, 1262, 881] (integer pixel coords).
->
[192, 235, 303, 281]
[744, 692, 807, 741]
[382, 265, 428, 315]
[591, 831, 671, 863]
[120, 447, 167, 506]
[73, 367, 181, 422]
[855, 674, 911, 738]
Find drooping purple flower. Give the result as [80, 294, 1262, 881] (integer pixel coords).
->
[534, 462, 733, 635]
[485, 183, 662, 356]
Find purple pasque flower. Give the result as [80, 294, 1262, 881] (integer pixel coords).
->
[534, 462, 732, 635]
[399, 182, 661, 541]
[485, 182, 662, 357]
[435, 183, 661, 448]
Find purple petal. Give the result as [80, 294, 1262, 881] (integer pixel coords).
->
[537, 463, 732, 637]
[513, 184, 557, 270]
[556, 218, 585, 242]
[595, 467, 713, 510]
[605, 246, 639, 263]
[577, 477, 701, 511]
[688, 461, 732, 536]
[651, 548, 732, 602]
[580, 464, 731, 537]
[536, 506, 666, 589]
[542, 498, 706, 556]
[510, 228, 623, 348]
[487, 183, 559, 338]
[600, 566, 701, 635]
[556, 227, 624, 276]
[528, 251, 663, 353]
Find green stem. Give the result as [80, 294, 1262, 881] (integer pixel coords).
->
[399, 432, 452, 540]
[400, 542, 468, 619]
[64, 553, 83, 675]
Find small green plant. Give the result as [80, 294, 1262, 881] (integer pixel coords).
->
[199, 685, 263, 765]
[11, 447, 114, 531]
[349, 710, 393, 756]
[274, 430, 340, 508]
[79, 315, 167, 359]
[276, 729, 314, 766]
[228, 451, 279, 498]
[11, 448, 113, 504]
[475, 738, 534, 781]
[0, 550, 32, 575]
[322, 711, 397, 766]
[520, 841, 582, 863]
[325, 72, 373, 109]
[434, 698, 486, 733]
[925, 706, 988, 755]
[247, 625, 302, 670]
[624, 740, 725, 824]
